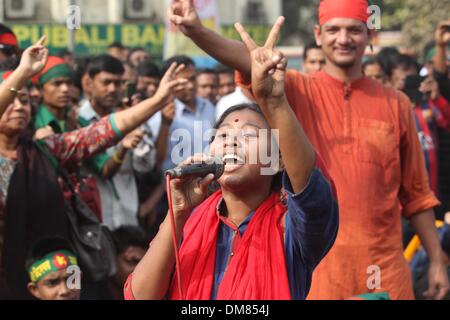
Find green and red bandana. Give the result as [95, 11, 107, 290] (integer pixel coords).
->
[32, 56, 72, 86]
[0, 70, 13, 82]
[28, 250, 78, 283]
[0, 32, 18, 48]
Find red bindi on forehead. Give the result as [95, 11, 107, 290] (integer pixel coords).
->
[234, 119, 239, 123]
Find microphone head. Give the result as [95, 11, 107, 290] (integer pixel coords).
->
[165, 156, 225, 179]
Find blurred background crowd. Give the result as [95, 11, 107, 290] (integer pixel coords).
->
[0, 0, 449, 300]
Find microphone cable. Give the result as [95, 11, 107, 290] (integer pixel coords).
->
[166, 174, 184, 300]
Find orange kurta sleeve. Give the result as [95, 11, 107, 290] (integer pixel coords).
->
[397, 92, 440, 218]
[236, 69, 309, 112]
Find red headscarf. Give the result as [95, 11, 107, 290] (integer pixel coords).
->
[319, 0, 370, 26]
[169, 190, 292, 300]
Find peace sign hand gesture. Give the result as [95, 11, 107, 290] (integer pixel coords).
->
[167, 0, 202, 37]
[235, 17, 287, 105]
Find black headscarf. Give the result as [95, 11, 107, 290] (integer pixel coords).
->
[0, 137, 68, 299]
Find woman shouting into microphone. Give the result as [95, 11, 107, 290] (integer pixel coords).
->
[124, 19, 339, 300]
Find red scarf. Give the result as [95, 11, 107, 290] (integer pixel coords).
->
[169, 190, 292, 300]
[319, 0, 369, 25]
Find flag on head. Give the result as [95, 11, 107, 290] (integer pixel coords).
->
[32, 56, 72, 86]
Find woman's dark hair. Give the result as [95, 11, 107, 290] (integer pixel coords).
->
[212, 103, 283, 191]
[214, 103, 265, 130]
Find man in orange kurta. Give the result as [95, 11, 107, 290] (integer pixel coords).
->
[274, 70, 437, 299]
[167, 0, 449, 299]
[236, 68, 441, 300]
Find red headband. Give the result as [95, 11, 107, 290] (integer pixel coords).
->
[0, 33, 18, 48]
[319, 0, 369, 26]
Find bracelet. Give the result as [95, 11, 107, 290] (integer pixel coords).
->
[112, 152, 125, 165]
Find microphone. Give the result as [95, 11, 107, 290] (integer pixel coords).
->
[165, 157, 225, 179]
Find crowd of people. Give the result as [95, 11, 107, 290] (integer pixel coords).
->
[0, 0, 449, 300]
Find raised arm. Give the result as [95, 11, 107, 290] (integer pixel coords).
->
[44, 63, 186, 166]
[126, 154, 215, 300]
[236, 20, 315, 193]
[168, 0, 255, 77]
[112, 63, 185, 136]
[0, 36, 48, 118]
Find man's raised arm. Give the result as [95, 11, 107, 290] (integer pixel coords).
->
[167, 0, 281, 78]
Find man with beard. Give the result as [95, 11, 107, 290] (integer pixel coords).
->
[167, 0, 449, 299]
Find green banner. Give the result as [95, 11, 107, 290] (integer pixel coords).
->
[12, 24, 164, 56]
[10, 23, 271, 57]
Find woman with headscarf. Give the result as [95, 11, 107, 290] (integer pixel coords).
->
[0, 37, 185, 298]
